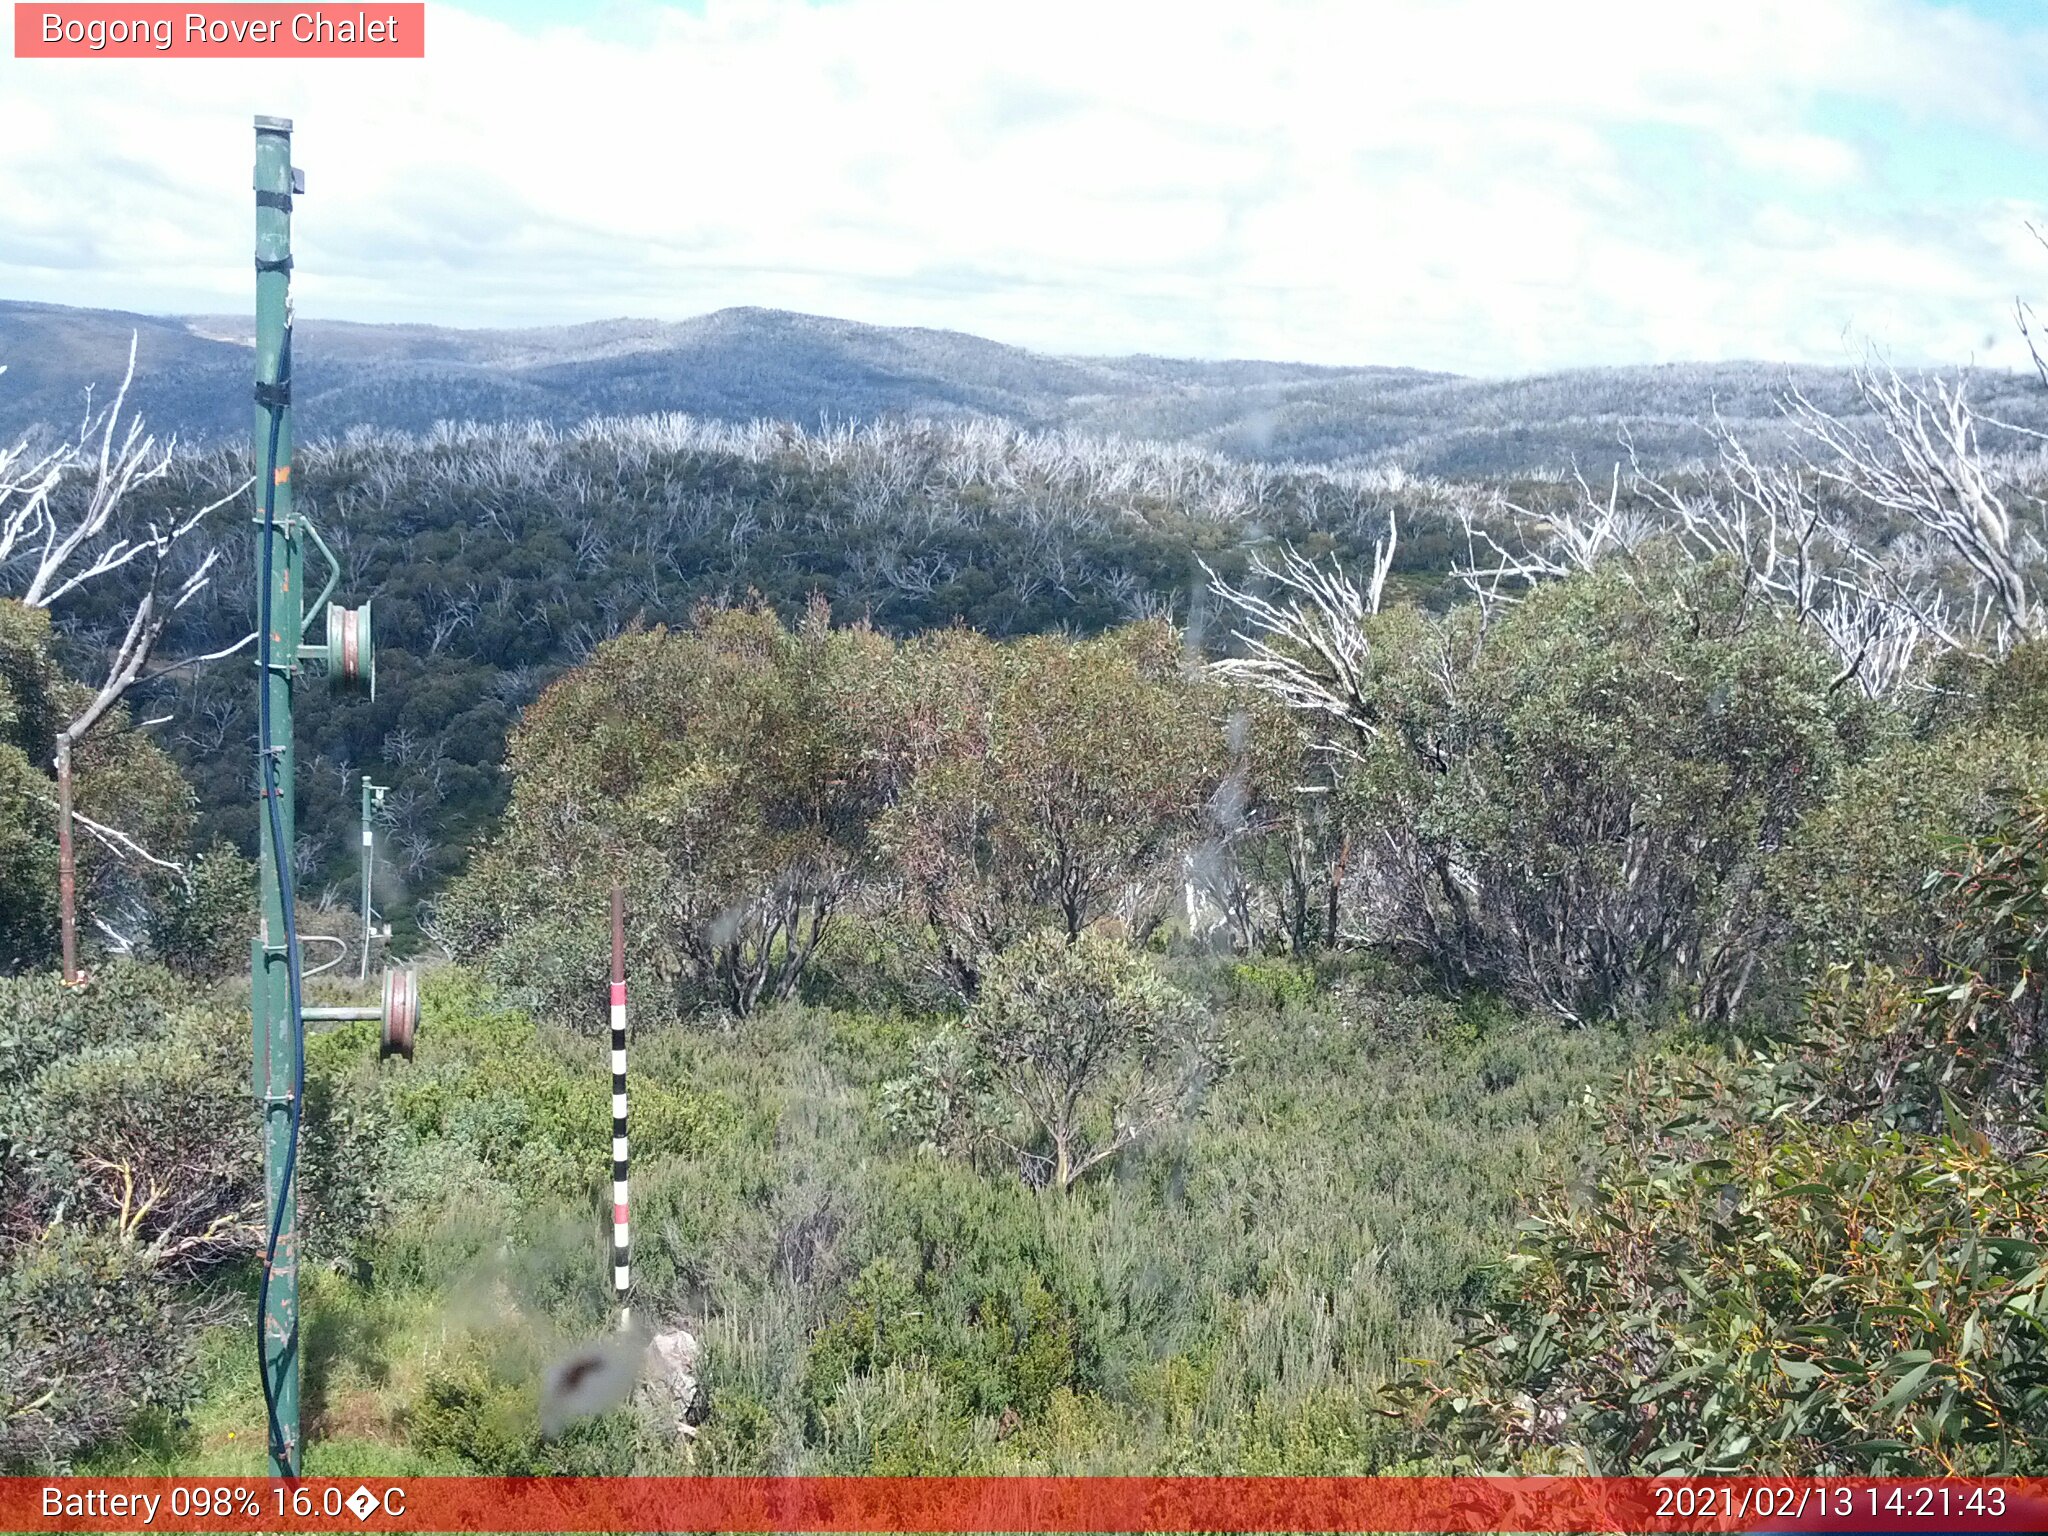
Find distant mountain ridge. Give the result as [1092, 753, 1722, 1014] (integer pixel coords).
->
[2, 298, 2043, 476]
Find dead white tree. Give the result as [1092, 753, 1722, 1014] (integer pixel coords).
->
[424, 586, 479, 655]
[1625, 416, 1943, 697]
[1, 338, 250, 977]
[1805, 586, 1929, 700]
[1449, 361, 2043, 700]
[1784, 363, 2044, 656]
[1201, 516, 1398, 743]
[1452, 465, 1653, 619]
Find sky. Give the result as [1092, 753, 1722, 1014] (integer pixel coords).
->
[1, 0, 2046, 376]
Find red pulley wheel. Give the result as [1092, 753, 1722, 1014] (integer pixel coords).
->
[380, 967, 418, 1059]
[340, 608, 359, 683]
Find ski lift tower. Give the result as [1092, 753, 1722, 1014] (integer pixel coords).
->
[247, 114, 417, 1478]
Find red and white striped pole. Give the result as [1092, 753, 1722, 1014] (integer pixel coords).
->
[609, 883, 631, 1330]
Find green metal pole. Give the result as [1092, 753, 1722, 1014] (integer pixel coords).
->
[359, 778, 373, 982]
[251, 112, 301, 1479]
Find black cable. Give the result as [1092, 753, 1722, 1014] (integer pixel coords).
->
[253, 320, 305, 1478]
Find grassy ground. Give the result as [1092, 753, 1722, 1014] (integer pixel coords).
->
[83, 956, 1645, 1476]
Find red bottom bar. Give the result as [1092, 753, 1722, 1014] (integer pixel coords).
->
[10, 1476, 2048, 1533]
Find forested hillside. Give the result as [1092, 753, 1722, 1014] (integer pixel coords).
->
[8, 298, 2047, 475]
[105, 416, 1472, 925]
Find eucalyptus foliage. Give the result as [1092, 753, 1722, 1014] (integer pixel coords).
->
[884, 931, 1227, 1193]
[1326, 559, 1876, 1022]
[438, 600, 896, 1021]
[1394, 798, 2048, 1474]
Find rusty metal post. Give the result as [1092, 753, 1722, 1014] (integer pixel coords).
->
[55, 736, 76, 982]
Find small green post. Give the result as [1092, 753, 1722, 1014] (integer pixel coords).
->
[251, 112, 301, 1479]
[359, 777, 387, 982]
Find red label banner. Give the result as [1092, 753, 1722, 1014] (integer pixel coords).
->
[6, 1477, 2048, 1533]
[13, 4, 425, 57]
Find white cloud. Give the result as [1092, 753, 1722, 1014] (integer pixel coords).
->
[0, 0, 2044, 373]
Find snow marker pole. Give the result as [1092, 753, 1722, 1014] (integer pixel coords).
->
[610, 882, 631, 1329]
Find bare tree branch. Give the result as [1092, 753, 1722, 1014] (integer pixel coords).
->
[2020, 222, 2048, 391]
[149, 629, 259, 674]
[1, 337, 246, 970]
[35, 793, 191, 885]
[1784, 362, 2043, 650]
[1203, 516, 1397, 742]
[89, 915, 141, 957]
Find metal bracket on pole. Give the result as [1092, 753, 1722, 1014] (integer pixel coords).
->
[301, 517, 342, 631]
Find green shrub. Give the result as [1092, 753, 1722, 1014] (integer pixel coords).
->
[0, 1228, 188, 1471]
[802, 1248, 1089, 1440]
[405, 1356, 547, 1474]
[1303, 560, 1877, 1023]
[691, 1385, 775, 1473]
[1223, 956, 1319, 1012]
[802, 911, 958, 1017]
[0, 967, 257, 1469]
[441, 603, 898, 1023]
[403, 1330, 646, 1476]
[1768, 729, 2048, 986]
[0, 962, 188, 1144]
[964, 930, 1227, 1192]
[0, 600, 201, 976]
[8, 1004, 258, 1269]
[354, 1148, 521, 1293]
[301, 1023, 410, 1272]
[0, 743, 58, 973]
[1395, 1054, 2048, 1474]
[875, 1021, 993, 1157]
[876, 624, 1225, 994]
[149, 841, 256, 982]
[1395, 797, 2048, 1475]
[814, 1362, 984, 1473]
[1974, 635, 2048, 740]
[384, 973, 740, 1204]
